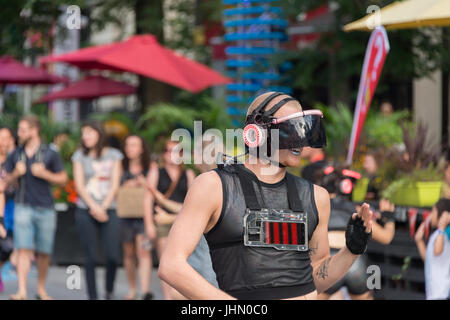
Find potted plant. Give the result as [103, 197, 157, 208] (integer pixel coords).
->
[381, 121, 443, 208]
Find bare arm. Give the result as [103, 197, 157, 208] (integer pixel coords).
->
[100, 160, 122, 210]
[4, 161, 26, 187]
[372, 199, 396, 245]
[414, 221, 427, 262]
[152, 190, 183, 213]
[186, 168, 195, 187]
[372, 221, 395, 245]
[5, 171, 22, 186]
[35, 168, 68, 187]
[416, 240, 427, 262]
[143, 162, 158, 239]
[158, 171, 235, 300]
[433, 233, 445, 256]
[151, 168, 196, 213]
[434, 211, 449, 256]
[310, 185, 373, 293]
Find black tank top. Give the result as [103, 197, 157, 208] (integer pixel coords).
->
[328, 197, 355, 231]
[205, 164, 319, 300]
[156, 167, 188, 214]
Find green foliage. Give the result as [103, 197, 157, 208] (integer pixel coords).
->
[0, 0, 85, 59]
[87, 92, 231, 148]
[381, 164, 444, 201]
[137, 103, 197, 143]
[136, 98, 231, 144]
[377, 120, 443, 199]
[392, 256, 411, 281]
[315, 102, 353, 161]
[315, 103, 408, 160]
[363, 109, 409, 149]
[276, 0, 450, 105]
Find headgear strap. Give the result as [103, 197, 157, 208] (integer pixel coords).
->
[247, 92, 284, 124]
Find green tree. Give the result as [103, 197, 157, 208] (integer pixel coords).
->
[277, 0, 450, 107]
[0, 0, 223, 114]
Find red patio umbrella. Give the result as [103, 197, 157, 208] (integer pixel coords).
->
[0, 56, 67, 85]
[35, 75, 136, 103]
[40, 34, 230, 92]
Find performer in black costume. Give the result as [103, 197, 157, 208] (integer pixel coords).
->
[158, 92, 373, 300]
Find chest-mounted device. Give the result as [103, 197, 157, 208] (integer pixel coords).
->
[244, 208, 308, 251]
[234, 164, 309, 252]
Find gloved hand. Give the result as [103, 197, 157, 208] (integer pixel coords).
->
[346, 203, 373, 255]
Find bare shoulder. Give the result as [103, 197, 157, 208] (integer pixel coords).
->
[313, 184, 329, 203]
[186, 168, 196, 179]
[184, 171, 223, 232]
[313, 184, 330, 220]
[187, 171, 222, 209]
[190, 170, 222, 192]
[149, 161, 159, 170]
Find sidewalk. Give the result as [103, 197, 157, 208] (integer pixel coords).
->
[0, 264, 164, 300]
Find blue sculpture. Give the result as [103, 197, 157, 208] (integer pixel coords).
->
[223, 0, 292, 124]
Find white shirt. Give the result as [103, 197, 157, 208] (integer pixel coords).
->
[425, 230, 450, 300]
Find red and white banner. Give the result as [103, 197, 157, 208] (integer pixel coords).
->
[346, 26, 390, 165]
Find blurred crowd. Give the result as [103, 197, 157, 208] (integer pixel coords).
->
[0, 110, 449, 300]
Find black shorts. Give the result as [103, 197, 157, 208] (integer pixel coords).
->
[325, 248, 370, 296]
[0, 232, 14, 263]
[120, 218, 145, 243]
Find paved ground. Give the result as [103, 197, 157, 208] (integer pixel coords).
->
[0, 263, 164, 300]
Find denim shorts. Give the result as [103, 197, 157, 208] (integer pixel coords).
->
[13, 203, 57, 254]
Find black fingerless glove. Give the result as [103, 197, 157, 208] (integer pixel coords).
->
[381, 211, 395, 224]
[345, 215, 372, 255]
[0, 217, 4, 227]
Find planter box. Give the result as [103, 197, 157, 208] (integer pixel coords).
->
[390, 181, 442, 207]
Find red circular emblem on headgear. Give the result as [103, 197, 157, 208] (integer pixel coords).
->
[243, 124, 265, 148]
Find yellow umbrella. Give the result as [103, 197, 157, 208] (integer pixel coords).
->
[343, 0, 450, 31]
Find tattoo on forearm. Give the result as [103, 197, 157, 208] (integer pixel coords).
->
[315, 257, 331, 280]
[308, 242, 318, 257]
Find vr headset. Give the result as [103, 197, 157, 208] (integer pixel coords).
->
[243, 92, 327, 151]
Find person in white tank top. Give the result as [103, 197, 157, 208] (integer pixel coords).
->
[425, 210, 450, 300]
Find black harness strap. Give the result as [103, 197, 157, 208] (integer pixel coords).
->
[235, 165, 262, 210]
[286, 173, 304, 212]
[251, 92, 284, 118]
[234, 164, 304, 212]
[263, 97, 296, 119]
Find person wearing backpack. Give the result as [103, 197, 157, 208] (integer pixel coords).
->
[3, 115, 67, 300]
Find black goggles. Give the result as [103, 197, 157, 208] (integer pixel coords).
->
[270, 110, 327, 149]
